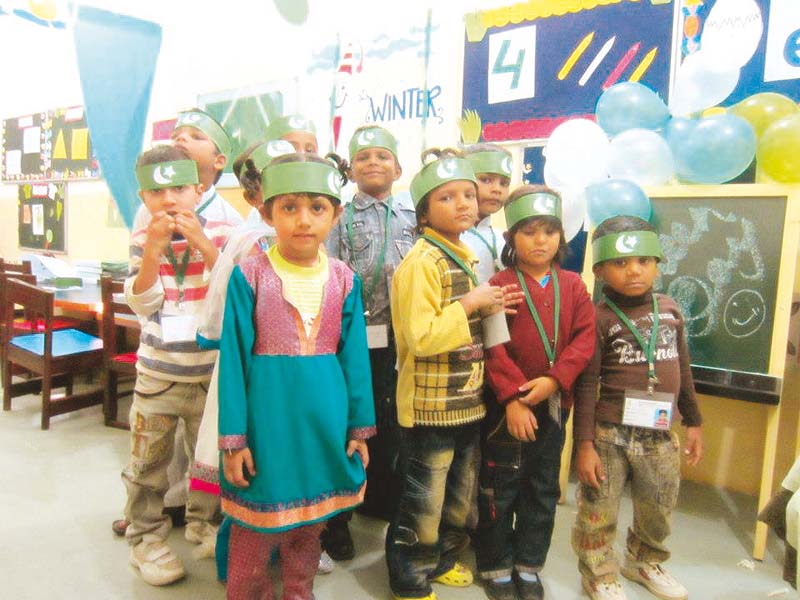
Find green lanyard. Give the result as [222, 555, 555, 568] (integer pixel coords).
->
[166, 244, 191, 307]
[604, 293, 660, 393]
[421, 234, 479, 287]
[516, 268, 560, 367]
[345, 197, 393, 314]
[195, 192, 215, 217]
[467, 226, 498, 260]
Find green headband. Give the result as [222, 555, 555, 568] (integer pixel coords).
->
[265, 115, 317, 140]
[136, 160, 199, 191]
[249, 139, 295, 173]
[175, 110, 231, 158]
[505, 192, 561, 229]
[262, 160, 342, 203]
[349, 127, 398, 160]
[410, 157, 476, 207]
[592, 230, 663, 265]
[466, 151, 512, 178]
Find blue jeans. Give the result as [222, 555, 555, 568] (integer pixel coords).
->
[476, 403, 568, 579]
[385, 422, 480, 597]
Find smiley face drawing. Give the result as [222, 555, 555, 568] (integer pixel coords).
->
[723, 289, 766, 338]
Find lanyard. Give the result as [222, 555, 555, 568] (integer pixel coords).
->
[467, 226, 498, 260]
[166, 244, 191, 307]
[195, 192, 215, 217]
[421, 234, 479, 287]
[345, 197, 393, 313]
[604, 294, 660, 393]
[516, 268, 559, 367]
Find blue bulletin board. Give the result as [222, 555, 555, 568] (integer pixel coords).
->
[462, 1, 675, 142]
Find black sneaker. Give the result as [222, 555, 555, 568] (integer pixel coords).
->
[320, 519, 355, 561]
[513, 571, 544, 600]
[484, 578, 517, 600]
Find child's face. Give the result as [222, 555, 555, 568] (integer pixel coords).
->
[349, 147, 401, 198]
[282, 131, 318, 155]
[265, 193, 342, 266]
[421, 180, 478, 243]
[595, 256, 659, 297]
[512, 220, 561, 272]
[171, 126, 225, 175]
[476, 173, 511, 219]
[139, 183, 204, 216]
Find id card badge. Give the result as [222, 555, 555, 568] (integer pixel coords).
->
[161, 315, 198, 343]
[366, 324, 389, 349]
[622, 389, 675, 430]
[548, 390, 562, 428]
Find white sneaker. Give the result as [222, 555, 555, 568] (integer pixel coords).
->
[582, 577, 628, 600]
[130, 539, 185, 586]
[621, 557, 687, 600]
[317, 550, 335, 574]
[185, 521, 218, 549]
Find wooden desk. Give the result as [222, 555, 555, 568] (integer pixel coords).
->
[51, 283, 103, 314]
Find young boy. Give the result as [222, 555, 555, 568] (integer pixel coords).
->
[122, 145, 232, 586]
[265, 113, 319, 154]
[572, 216, 704, 600]
[232, 138, 295, 230]
[463, 143, 512, 284]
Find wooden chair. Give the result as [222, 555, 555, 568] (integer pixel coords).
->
[2, 278, 103, 430]
[100, 276, 137, 429]
[0, 259, 32, 275]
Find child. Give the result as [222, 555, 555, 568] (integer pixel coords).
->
[385, 148, 506, 600]
[572, 216, 704, 600]
[218, 152, 375, 599]
[265, 113, 319, 154]
[476, 185, 596, 600]
[463, 143, 513, 284]
[123, 145, 232, 586]
[324, 125, 416, 554]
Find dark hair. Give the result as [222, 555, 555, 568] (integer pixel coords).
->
[137, 144, 191, 169]
[462, 142, 512, 159]
[414, 147, 472, 234]
[232, 142, 264, 200]
[591, 215, 655, 242]
[263, 152, 349, 217]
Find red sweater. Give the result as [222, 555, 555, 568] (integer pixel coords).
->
[485, 266, 596, 408]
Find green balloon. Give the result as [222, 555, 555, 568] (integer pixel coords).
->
[730, 92, 799, 139]
[273, 0, 308, 25]
[757, 114, 800, 183]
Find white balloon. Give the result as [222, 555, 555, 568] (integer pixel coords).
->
[670, 50, 740, 116]
[608, 129, 675, 186]
[701, 0, 763, 69]
[559, 187, 587, 242]
[544, 119, 609, 188]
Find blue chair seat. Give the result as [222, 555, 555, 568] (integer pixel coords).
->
[10, 328, 103, 357]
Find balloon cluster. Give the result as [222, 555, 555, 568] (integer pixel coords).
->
[544, 80, 799, 229]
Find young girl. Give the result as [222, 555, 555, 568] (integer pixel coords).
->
[325, 125, 416, 533]
[217, 152, 375, 599]
[385, 148, 506, 600]
[462, 143, 513, 284]
[476, 185, 596, 600]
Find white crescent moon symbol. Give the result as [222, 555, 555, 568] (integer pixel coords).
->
[327, 172, 340, 193]
[534, 197, 553, 214]
[436, 159, 457, 179]
[357, 130, 374, 146]
[152, 166, 171, 185]
[501, 157, 512, 175]
[289, 116, 305, 129]
[615, 234, 637, 253]
[267, 140, 293, 157]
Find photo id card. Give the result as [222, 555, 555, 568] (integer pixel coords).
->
[367, 324, 389, 349]
[622, 390, 675, 430]
[161, 315, 198, 343]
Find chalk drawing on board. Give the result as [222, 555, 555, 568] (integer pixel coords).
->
[724, 289, 766, 338]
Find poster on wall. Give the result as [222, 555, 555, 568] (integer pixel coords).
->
[44, 105, 100, 179]
[1, 112, 47, 181]
[18, 182, 67, 253]
[462, 1, 675, 142]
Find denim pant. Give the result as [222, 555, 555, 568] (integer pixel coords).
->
[571, 422, 681, 584]
[385, 422, 480, 597]
[476, 404, 567, 579]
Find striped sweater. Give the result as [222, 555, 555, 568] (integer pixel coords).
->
[125, 216, 232, 383]
[391, 227, 486, 427]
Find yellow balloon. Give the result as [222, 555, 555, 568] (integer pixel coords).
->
[757, 114, 800, 183]
[28, 0, 58, 21]
[702, 106, 727, 117]
[731, 93, 800, 139]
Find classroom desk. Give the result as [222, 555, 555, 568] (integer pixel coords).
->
[49, 282, 140, 329]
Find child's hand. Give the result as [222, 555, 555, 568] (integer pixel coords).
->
[347, 439, 369, 469]
[500, 283, 525, 315]
[459, 283, 504, 316]
[576, 441, 605, 489]
[146, 211, 175, 252]
[173, 209, 207, 249]
[223, 447, 256, 488]
[518, 376, 559, 406]
[506, 399, 538, 441]
[684, 426, 703, 466]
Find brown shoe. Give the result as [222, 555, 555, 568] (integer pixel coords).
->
[112, 519, 129, 536]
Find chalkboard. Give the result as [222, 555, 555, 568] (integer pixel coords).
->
[18, 182, 67, 253]
[45, 106, 100, 179]
[1, 112, 47, 181]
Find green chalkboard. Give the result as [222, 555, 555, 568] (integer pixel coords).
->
[651, 196, 786, 376]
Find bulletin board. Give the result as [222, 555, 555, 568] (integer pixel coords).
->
[1, 112, 48, 181]
[18, 182, 67, 253]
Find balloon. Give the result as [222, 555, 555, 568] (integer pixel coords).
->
[596, 82, 670, 136]
[730, 92, 800, 139]
[700, 0, 763, 69]
[672, 114, 756, 184]
[757, 114, 800, 183]
[543, 119, 609, 189]
[559, 187, 587, 242]
[663, 117, 697, 151]
[586, 179, 651, 226]
[670, 50, 739, 116]
[608, 129, 674, 186]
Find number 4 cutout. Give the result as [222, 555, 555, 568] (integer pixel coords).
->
[488, 25, 537, 105]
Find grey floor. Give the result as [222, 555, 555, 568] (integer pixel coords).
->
[1, 393, 797, 600]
